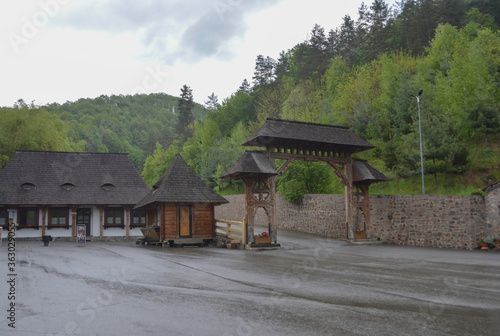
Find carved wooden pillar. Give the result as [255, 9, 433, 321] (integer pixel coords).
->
[266, 147, 277, 243]
[345, 155, 354, 239]
[244, 180, 255, 244]
[268, 176, 277, 243]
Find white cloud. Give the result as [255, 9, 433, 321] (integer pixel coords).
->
[0, 0, 397, 107]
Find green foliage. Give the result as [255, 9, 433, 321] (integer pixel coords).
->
[281, 81, 324, 123]
[141, 141, 181, 187]
[277, 161, 335, 203]
[0, 101, 79, 168]
[208, 90, 255, 137]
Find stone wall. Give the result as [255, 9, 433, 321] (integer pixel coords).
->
[216, 193, 493, 250]
[369, 195, 485, 249]
[485, 188, 500, 238]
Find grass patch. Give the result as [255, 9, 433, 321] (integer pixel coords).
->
[216, 184, 244, 195]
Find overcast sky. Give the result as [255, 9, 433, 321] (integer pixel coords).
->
[1, 0, 397, 107]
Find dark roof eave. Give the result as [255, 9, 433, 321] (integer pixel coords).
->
[241, 119, 374, 151]
[221, 172, 277, 180]
[242, 136, 375, 153]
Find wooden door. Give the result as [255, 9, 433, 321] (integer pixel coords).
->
[77, 208, 91, 236]
[179, 206, 192, 238]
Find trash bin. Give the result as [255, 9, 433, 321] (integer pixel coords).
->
[42, 235, 52, 246]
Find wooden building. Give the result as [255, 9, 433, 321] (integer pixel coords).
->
[135, 154, 228, 246]
[0, 150, 150, 239]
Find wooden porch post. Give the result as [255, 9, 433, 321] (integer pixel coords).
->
[70, 206, 78, 238]
[98, 206, 105, 238]
[125, 207, 131, 238]
[41, 206, 48, 236]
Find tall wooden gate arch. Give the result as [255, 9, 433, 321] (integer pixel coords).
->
[221, 119, 388, 245]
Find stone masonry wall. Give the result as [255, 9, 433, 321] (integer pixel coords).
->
[216, 193, 490, 250]
[369, 195, 485, 250]
[485, 189, 500, 238]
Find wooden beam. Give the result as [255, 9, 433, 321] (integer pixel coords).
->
[270, 152, 348, 164]
[277, 158, 294, 175]
[325, 161, 349, 185]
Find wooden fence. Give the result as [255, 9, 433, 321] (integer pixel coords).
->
[215, 219, 246, 244]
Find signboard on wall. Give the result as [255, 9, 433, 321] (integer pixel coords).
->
[76, 224, 86, 246]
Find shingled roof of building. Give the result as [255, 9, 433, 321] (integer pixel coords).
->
[353, 160, 390, 184]
[136, 154, 228, 208]
[242, 119, 374, 153]
[0, 150, 150, 206]
[221, 151, 277, 179]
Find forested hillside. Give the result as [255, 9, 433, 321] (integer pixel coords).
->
[141, 0, 500, 199]
[0, 93, 206, 169]
[1, 0, 499, 199]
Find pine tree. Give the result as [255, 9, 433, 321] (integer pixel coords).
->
[252, 55, 276, 87]
[238, 79, 251, 94]
[204, 92, 219, 110]
[175, 85, 194, 141]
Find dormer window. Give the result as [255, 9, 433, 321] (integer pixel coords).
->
[61, 183, 76, 190]
[21, 182, 36, 190]
[101, 183, 115, 191]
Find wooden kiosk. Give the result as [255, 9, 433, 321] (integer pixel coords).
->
[135, 155, 228, 246]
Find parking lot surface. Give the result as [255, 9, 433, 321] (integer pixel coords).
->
[1, 230, 499, 336]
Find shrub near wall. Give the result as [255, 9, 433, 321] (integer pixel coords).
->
[216, 193, 489, 250]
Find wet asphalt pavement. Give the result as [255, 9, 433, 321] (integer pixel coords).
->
[1, 229, 499, 336]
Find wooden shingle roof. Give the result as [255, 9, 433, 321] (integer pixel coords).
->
[221, 151, 277, 179]
[353, 160, 390, 184]
[136, 154, 228, 208]
[242, 119, 374, 153]
[0, 150, 150, 206]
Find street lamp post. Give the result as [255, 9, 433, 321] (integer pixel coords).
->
[410, 89, 425, 194]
